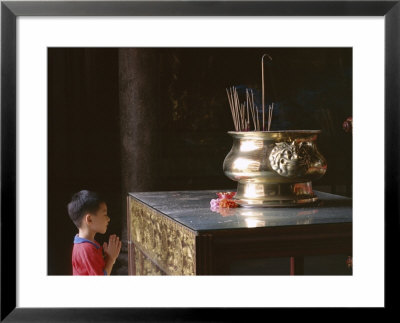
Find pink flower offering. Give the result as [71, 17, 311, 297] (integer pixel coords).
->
[210, 198, 220, 211]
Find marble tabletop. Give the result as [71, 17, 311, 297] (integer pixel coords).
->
[129, 190, 352, 232]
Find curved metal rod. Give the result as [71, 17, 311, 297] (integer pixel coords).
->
[262, 54, 273, 131]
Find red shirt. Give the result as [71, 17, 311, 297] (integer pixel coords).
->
[72, 235, 107, 275]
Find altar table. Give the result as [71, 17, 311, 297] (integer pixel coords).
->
[127, 190, 352, 275]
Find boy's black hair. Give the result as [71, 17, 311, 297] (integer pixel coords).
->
[67, 190, 105, 228]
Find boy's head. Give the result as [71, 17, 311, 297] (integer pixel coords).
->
[67, 190, 109, 233]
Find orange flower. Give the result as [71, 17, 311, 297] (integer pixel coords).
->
[219, 198, 239, 208]
[210, 192, 239, 214]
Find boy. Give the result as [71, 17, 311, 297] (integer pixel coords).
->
[67, 190, 121, 275]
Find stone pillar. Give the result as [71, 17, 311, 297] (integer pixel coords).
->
[118, 48, 161, 250]
[119, 48, 161, 192]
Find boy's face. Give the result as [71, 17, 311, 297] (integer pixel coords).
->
[88, 202, 110, 234]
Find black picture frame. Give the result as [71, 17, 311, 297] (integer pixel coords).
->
[1, 1, 397, 321]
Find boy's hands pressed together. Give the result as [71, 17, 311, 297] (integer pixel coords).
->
[103, 234, 122, 274]
[103, 234, 122, 262]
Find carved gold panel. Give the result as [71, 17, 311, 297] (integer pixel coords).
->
[133, 244, 165, 275]
[129, 197, 197, 275]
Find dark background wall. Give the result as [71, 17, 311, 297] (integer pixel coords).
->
[48, 47, 352, 275]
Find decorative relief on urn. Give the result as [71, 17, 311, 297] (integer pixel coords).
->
[269, 141, 314, 178]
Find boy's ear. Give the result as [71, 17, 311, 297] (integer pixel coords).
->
[84, 213, 92, 224]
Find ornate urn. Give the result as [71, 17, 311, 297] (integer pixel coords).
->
[223, 130, 327, 207]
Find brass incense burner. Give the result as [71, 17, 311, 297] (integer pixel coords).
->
[223, 130, 327, 207]
[223, 54, 327, 206]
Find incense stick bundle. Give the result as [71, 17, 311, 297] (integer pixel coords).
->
[226, 86, 276, 132]
[226, 86, 258, 131]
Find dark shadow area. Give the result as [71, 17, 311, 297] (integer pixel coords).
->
[230, 255, 351, 275]
[48, 48, 121, 275]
